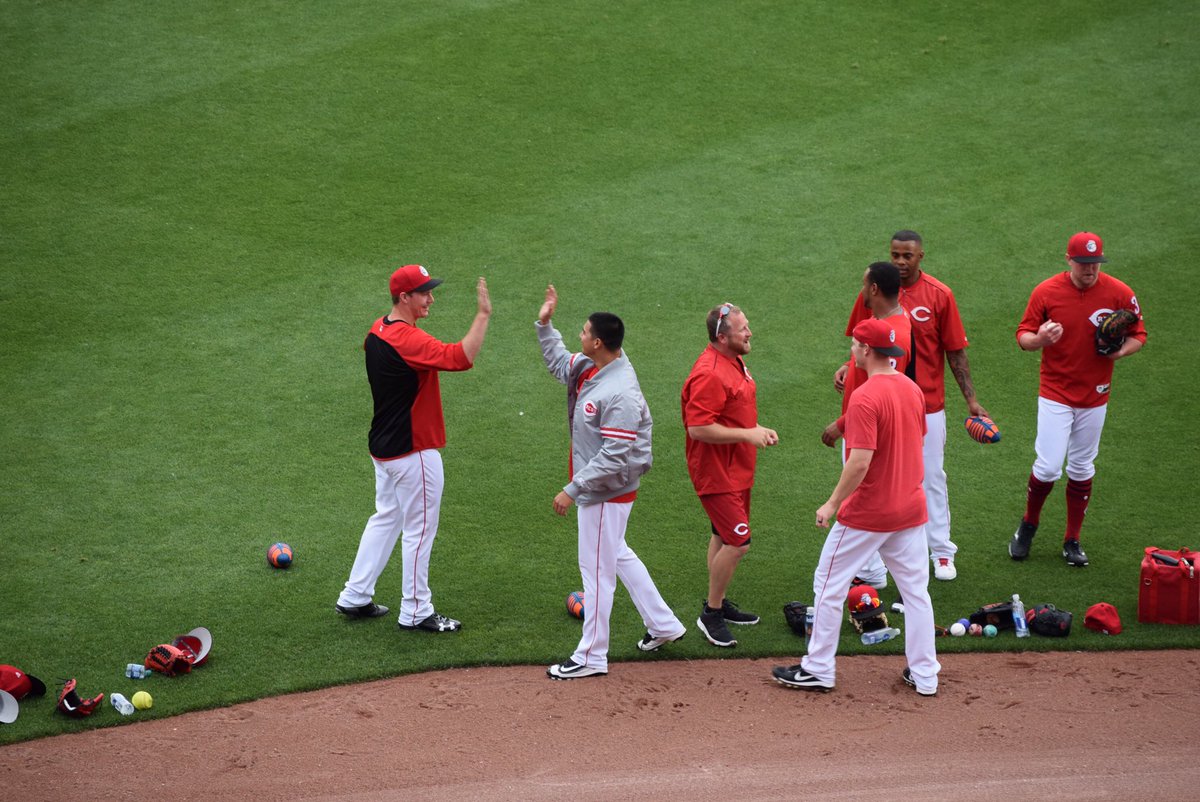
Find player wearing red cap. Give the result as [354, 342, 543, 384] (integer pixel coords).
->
[336, 265, 492, 631]
[773, 318, 939, 696]
[824, 262, 913, 591]
[1009, 232, 1146, 567]
[682, 303, 779, 648]
[839, 231, 987, 582]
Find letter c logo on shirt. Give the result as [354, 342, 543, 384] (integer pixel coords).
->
[911, 305, 932, 323]
[583, 401, 598, 417]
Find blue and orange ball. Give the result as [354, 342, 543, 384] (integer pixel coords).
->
[267, 542, 293, 569]
[566, 591, 585, 620]
[964, 415, 1001, 444]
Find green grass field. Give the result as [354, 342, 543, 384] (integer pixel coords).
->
[2, 1, 1198, 743]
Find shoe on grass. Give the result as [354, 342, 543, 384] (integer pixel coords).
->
[719, 598, 760, 625]
[398, 612, 461, 632]
[1009, 519, 1037, 560]
[1062, 539, 1089, 567]
[637, 628, 686, 652]
[335, 602, 389, 619]
[933, 557, 957, 581]
[697, 609, 737, 647]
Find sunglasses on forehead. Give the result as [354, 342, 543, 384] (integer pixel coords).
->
[715, 303, 733, 337]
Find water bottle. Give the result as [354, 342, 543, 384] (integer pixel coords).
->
[1012, 594, 1030, 638]
[125, 663, 152, 679]
[804, 605, 815, 645]
[110, 693, 135, 716]
[861, 626, 902, 645]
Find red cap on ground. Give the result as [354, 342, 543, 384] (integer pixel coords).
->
[1084, 602, 1122, 635]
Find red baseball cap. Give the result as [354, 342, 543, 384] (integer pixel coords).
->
[0, 664, 47, 700]
[389, 264, 443, 296]
[1084, 602, 1122, 635]
[846, 584, 882, 620]
[852, 318, 905, 358]
[172, 626, 213, 666]
[1067, 231, 1107, 264]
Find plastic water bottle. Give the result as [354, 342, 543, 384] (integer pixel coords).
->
[110, 693, 135, 716]
[861, 626, 902, 645]
[1012, 594, 1030, 638]
[125, 664, 152, 679]
[804, 606, 815, 645]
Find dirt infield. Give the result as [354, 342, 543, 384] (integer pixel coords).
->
[4, 650, 1198, 801]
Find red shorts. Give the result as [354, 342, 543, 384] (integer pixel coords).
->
[699, 490, 752, 547]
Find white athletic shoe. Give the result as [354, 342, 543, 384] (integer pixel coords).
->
[637, 628, 686, 652]
[771, 664, 834, 692]
[933, 557, 957, 581]
[547, 659, 607, 680]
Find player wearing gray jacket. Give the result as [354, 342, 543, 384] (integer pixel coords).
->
[536, 285, 686, 680]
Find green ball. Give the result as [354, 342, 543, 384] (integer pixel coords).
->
[983, 624, 998, 637]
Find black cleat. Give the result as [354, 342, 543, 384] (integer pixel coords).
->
[1062, 539, 1089, 567]
[1009, 520, 1037, 560]
[335, 602, 390, 619]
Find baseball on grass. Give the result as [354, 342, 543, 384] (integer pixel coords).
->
[968, 623, 983, 636]
[949, 622, 967, 637]
[131, 691, 153, 710]
[984, 624, 998, 638]
[956, 617, 969, 628]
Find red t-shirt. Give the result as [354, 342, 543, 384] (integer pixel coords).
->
[681, 345, 759, 495]
[364, 316, 473, 460]
[837, 373, 928, 532]
[1016, 271, 1146, 408]
[846, 272, 969, 413]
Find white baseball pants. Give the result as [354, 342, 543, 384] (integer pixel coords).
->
[1032, 397, 1108, 482]
[572, 500, 683, 671]
[804, 522, 940, 694]
[851, 409, 955, 587]
[922, 410, 956, 561]
[338, 450, 444, 626]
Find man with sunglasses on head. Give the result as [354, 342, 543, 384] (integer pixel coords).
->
[682, 303, 779, 648]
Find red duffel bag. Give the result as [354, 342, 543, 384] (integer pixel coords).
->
[1138, 547, 1200, 625]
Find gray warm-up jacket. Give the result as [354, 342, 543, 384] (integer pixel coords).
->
[537, 321, 653, 506]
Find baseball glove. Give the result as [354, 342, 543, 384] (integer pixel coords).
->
[1095, 309, 1138, 356]
[145, 643, 194, 677]
[57, 678, 103, 717]
[782, 601, 810, 637]
[968, 600, 1016, 631]
[1027, 603, 1072, 637]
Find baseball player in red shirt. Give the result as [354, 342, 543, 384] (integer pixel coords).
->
[1009, 232, 1146, 567]
[682, 304, 779, 648]
[774, 318, 939, 696]
[536, 286, 685, 680]
[839, 231, 987, 582]
[826, 262, 914, 591]
[336, 265, 491, 631]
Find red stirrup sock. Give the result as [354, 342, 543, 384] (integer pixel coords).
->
[1024, 474, 1056, 525]
[1065, 478, 1093, 542]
